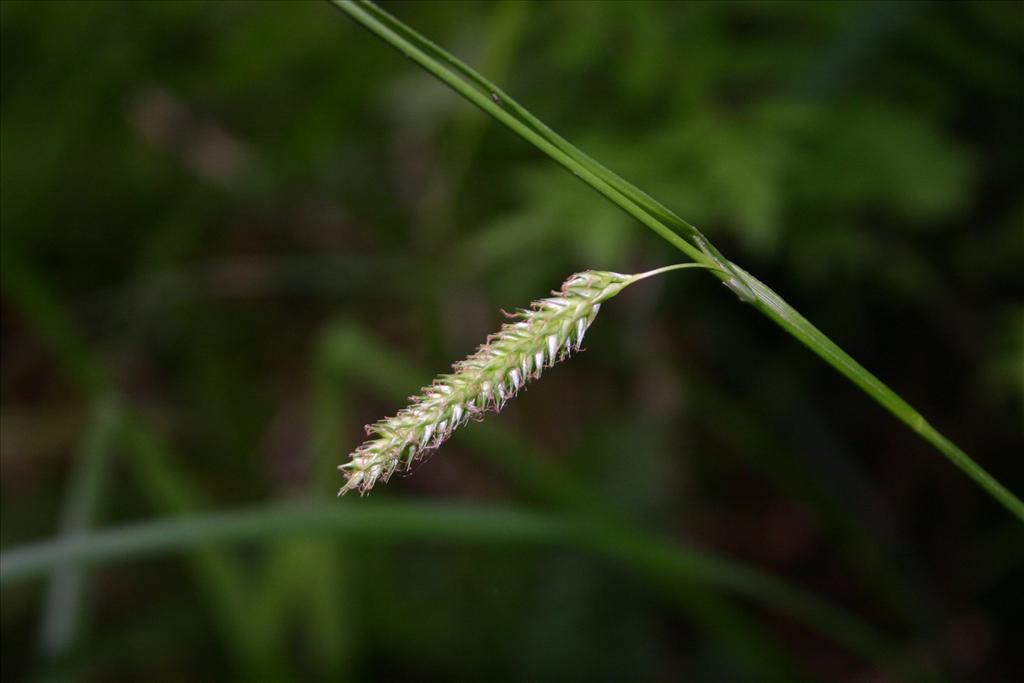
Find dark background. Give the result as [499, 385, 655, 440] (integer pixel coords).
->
[2, 1, 1022, 681]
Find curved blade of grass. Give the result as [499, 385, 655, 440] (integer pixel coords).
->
[327, 0, 1022, 522]
[0, 502, 921, 680]
[0, 503, 564, 584]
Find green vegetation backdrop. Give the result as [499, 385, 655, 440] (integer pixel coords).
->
[2, 1, 1021, 681]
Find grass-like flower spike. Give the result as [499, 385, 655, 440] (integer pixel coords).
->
[340, 263, 714, 495]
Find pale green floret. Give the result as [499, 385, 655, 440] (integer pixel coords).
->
[339, 270, 633, 495]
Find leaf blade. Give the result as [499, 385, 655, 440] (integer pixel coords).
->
[327, 0, 1021, 521]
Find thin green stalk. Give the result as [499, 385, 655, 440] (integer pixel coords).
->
[629, 262, 723, 283]
[735, 267, 1024, 521]
[38, 397, 121, 664]
[327, 0, 709, 268]
[326, 0, 1022, 523]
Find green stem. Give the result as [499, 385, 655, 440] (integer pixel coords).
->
[327, 0, 711, 268]
[736, 267, 1024, 522]
[326, 0, 1022, 523]
[629, 262, 725, 284]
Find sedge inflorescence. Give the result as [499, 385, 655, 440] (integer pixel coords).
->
[339, 270, 635, 495]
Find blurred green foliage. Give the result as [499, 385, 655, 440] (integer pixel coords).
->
[2, 1, 1022, 681]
